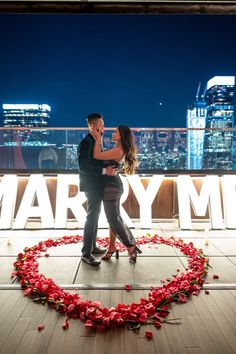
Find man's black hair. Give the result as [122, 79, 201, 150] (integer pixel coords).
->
[86, 113, 104, 124]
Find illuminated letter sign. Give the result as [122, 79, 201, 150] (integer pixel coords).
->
[222, 175, 236, 229]
[127, 175, 164, 228]
[0, 175, 17, 229]
[2, 174, 236, 230]
[177, 176, 224, 229]
[14, 175, 54, 229]
[55, 175, 87, 228]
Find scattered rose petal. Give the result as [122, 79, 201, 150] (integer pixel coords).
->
[38, 324, 45, 331]
[125, 284, 132, 292]
[62, 319, 69, 330]
[205, 290, 210, 295]
[145, 331, 153, 339]
[154, 321, 162, 329]
[213, 275, 219, 279]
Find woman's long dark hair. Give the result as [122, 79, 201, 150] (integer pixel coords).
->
[118, 125, 138, 175]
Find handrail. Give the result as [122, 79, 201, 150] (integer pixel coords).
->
[0, 127, 236, 131]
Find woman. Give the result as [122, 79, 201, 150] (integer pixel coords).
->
[91, 125, 142, 263]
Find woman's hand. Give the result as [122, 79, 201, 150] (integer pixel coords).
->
[90, 128, 101, 141]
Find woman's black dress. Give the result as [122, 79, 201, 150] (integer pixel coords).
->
[102, 160, 136, 248]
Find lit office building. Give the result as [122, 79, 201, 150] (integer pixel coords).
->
[3, 104, 51, 145]
[187, 83, 207, 169]
[203, 76, 235, 169]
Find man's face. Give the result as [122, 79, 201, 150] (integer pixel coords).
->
[92, 118, 104, 134]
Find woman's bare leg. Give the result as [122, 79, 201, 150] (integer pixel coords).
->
[107, 228, 117, 251]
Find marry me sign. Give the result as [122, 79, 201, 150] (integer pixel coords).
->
[0, 174, 235, 230]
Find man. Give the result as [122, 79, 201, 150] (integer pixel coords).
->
[78, 113, 117, 266]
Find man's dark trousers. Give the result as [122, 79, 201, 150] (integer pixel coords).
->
[82, 188, 102, 257]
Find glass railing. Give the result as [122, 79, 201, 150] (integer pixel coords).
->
[0, 127, 236, 173]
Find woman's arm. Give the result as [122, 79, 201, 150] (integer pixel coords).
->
[93, 140, 123, 161]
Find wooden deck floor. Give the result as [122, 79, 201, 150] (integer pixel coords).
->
[0, 225, 236, 354]
[1, 289, 236, 354]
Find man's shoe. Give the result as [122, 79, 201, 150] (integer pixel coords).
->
[92, 246, 107, 254]
[81, 255, 101, 266]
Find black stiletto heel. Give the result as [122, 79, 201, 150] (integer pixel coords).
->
[129, 246, 142, 264]
[102, 249, 119, 260]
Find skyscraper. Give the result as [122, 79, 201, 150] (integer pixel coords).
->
[3, 104, 51, 145]
[203, 76, 235, 170]
[187, 83, 207, 169]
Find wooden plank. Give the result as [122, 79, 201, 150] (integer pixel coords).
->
[199, 291, 236, 353]
[186, 349, 203, 354]
[171, 301, 200, 348]
[60, 319, 83, 354]
[122, 290, 139, 354]
[0, 292, 28, 348]
[0, 290, 13, 307]
[45, 315, 69, 354]
[152, 323, 172, 354]
[191, 294, 233, 354]
[20, 295, 40, 319]
[0, 290, 22, 326]
[15, 330, 38, 354]
[163, 307, 188, 354]
[28, 308, 60, 354]
[187, 314, 219, 354]
[230, 290, 236, 299]
[0, 318, 30, 354]
[25, 301, 49, 331]
[93, 327, 125, 354]
[134, 290, 171, 354]
[209, 291, 236, 333]
[176, 297, 198, 316]
[136, 338, 156, 354]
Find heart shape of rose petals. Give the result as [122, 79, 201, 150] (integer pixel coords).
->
[13, 234, 209, 332]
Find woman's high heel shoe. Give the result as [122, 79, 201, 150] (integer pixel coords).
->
[101, 249, 119, 260]
[129, 246, 142, 264]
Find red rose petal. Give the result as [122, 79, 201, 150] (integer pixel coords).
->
[125, 284, 132, 292]
[213, 275, 219, 279]
[38, 324, 45, 331]
[145, 331, 153, 339]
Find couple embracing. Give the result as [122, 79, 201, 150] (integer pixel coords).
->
[78, 113, 142, 267]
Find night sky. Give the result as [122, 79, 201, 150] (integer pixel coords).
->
[0, 13, 236, 128]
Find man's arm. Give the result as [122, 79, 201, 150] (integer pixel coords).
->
[78, 139, 103, 175]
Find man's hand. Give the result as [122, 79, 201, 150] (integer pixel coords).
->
[106, 166, 118, 176]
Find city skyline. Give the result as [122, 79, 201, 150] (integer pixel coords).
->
[0, 14, 236, 128]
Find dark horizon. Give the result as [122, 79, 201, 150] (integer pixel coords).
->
[0, 13, 235, 128]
